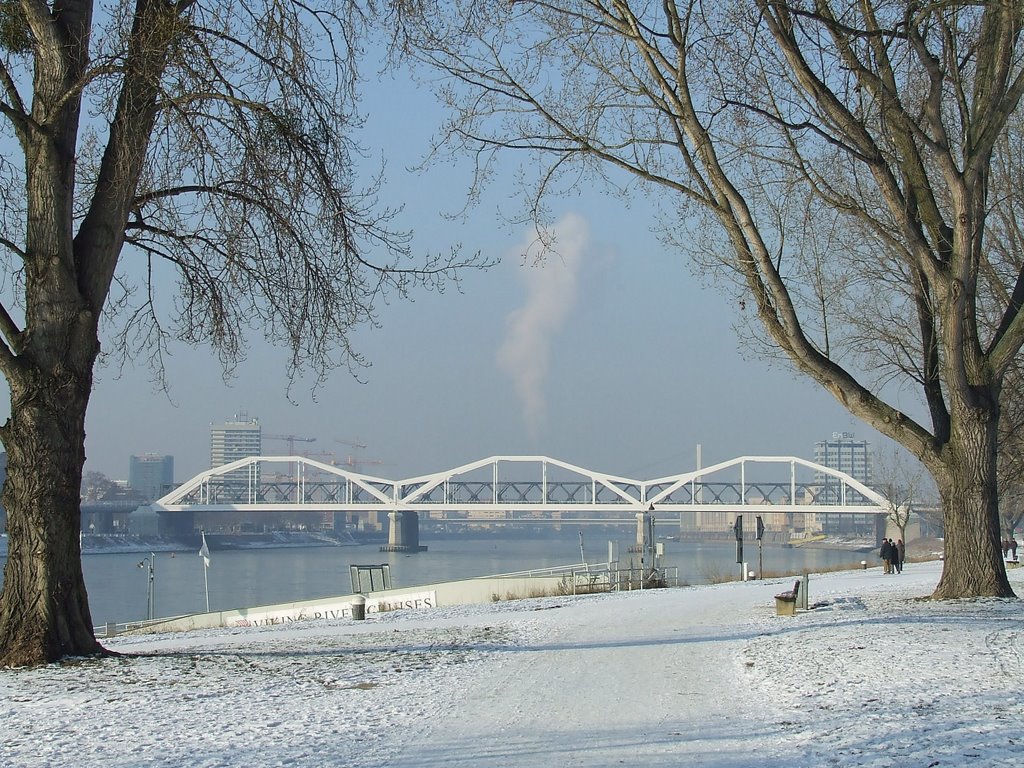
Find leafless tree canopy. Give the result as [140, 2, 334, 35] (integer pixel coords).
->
[404, 1, 1024, 597]
[874, 445, 926, 540]
[0, 1, 477, 385]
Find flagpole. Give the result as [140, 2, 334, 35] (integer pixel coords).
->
[199, 531, 211, 612]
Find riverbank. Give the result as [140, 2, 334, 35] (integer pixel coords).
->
[0, 531, 375, 557]
[2, 529, 884, 557]
[1, 559, 1021, 767]
[787, 534, 877, 551]
[77, 530, 373, 554]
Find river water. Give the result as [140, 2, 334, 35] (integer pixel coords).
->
[0, 535, 868, 625]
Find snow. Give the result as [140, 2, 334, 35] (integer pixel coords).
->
[2, 560, 1023, 767]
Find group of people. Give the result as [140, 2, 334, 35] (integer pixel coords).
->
[880, 537, 905, 574]
[1002, 537, 1019, 562]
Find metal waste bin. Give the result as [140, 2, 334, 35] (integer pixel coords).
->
[351, 594, 366, 621]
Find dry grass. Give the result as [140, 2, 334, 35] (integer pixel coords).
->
[489, 577, 616, 603]
[702, 565, 744, 584]
[490, 583, 570, 603]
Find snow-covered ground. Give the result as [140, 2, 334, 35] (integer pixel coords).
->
[1, 560, 1022, 767]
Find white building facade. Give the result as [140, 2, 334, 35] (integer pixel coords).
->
[210, 413, 261, 500]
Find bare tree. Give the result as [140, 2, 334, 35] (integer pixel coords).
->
[404, 1, 1024, 599]
[0, 1, 481, 666]
[874, 447, 926, 544]
[80, 471, 116, 504]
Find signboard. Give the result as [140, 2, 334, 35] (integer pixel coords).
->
[227, 590, 438, 629]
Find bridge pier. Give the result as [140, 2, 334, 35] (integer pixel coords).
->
[380, 510, 428, 553]
[634, 510, 656, 557]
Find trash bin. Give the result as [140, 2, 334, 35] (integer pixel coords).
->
[351, 594, 366, 621]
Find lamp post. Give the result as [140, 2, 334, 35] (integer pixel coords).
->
[137, 553, 155, 621]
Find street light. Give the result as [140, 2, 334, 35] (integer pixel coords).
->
[137, 552, 155, 621]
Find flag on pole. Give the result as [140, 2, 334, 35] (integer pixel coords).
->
[199, 530, 211, 612]
[199, 531, 211, 568]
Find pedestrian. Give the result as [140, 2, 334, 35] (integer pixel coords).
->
[1003, 538, 1011, 558]
[880, 538, 892, 574]
[1012, 538, 1018, 562]
[895, 538, 905, 573]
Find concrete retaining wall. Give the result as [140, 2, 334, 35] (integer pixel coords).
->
[130, 573, 572, 634]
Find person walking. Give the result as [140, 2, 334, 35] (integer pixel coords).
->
[1011, 538, 1018, 562]
[880, 538, 892, 574]
[895, 538, 905, 573]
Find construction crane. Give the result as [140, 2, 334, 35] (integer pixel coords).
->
[335, 437, 366, 467]
[265, 434, 316, 455]
[335, 437, 367, 451]
[340, 455, 387, 472]
[335, 438, 389, 473]
[303, 451, 338, 464]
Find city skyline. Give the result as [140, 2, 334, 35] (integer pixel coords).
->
[107, 418, 880, 489]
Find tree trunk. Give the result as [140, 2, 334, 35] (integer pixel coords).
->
[933, 408, 1014, 599]
[0, 333, 105, 666]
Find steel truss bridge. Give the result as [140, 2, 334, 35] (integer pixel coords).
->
[153, 454, 889, 517]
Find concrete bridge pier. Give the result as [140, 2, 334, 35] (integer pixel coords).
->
[380, 510, 428, 553]
[629, 509, 656, 565]
[635, 510, 655, 557]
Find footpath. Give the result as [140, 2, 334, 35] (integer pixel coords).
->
[1, 561, 1022, 768]
[384, 583, 786, 767]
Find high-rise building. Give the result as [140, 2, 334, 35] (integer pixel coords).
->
[128, 454, 174, 502]
[814, 431, 874, 536]
[210, 413, 261, 500]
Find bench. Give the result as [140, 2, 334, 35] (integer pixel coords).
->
[774, 579, 801, 616]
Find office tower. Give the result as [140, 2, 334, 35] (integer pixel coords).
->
[210, 413, 261, 500]
[814, 431, 873, 536]
[128, 454, 174, 501]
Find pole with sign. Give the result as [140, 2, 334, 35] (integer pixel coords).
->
[756, 515, 765, 580]
[734, 516, 744, 580]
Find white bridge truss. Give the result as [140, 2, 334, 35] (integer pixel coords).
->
[152, 454, 890, 517]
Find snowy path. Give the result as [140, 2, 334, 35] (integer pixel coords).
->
[1, 561, 1022, 767]
[386, 585, 789, 767]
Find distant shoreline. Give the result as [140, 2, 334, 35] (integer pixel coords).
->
[0, 531, 383, 557]
[0, 529, 886, 558]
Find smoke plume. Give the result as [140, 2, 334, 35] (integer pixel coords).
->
[497, 214, 589, 438]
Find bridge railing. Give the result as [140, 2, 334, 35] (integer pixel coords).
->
[478, 561, 681, 594]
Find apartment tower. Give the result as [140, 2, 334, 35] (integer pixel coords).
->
[210, 413, 261, 501]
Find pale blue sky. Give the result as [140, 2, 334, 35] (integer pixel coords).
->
[4, 50, 898, 485]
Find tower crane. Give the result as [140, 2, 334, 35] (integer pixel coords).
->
[335, 438, 388, 473]
[265, 434, 316, 455]
[335, 437, 367, 451]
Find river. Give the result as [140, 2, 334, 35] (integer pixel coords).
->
[0, 535, 868, 625]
